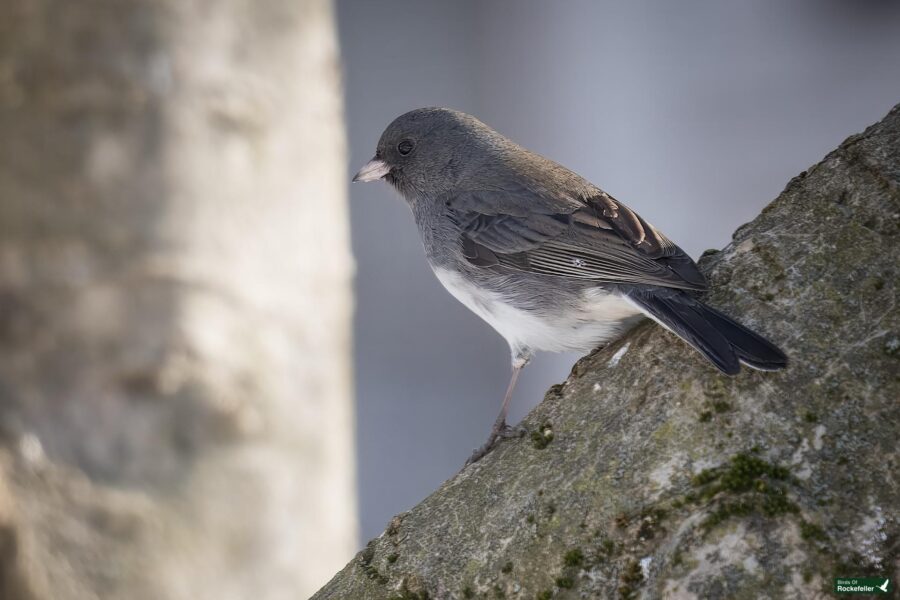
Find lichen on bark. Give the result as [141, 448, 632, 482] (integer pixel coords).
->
[314, 103, 900, 600]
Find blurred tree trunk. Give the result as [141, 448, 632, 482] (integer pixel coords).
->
[0, 1, 355, 599]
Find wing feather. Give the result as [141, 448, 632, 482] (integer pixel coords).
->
[446, 187, 707, 291]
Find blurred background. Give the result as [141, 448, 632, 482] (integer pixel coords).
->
[1, 1, 899, 599]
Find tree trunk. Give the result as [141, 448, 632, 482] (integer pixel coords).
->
[314, 104, 900, 600]
[0, 1, 355, 598]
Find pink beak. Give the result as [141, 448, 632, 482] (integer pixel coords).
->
[352, 158, 391, 182]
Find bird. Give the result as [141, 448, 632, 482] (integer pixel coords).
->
[353, 107, 787, 464]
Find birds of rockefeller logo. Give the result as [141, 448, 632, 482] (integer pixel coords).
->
[833, 577, 891, 594]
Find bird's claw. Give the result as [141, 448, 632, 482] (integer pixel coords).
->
[464, 421, 524, 466]
[464, 443, 492, 467]
[497, 424, 526, 439]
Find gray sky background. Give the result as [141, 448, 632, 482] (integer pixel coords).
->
[336, 0, 900, 543]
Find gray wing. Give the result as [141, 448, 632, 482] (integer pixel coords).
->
[446, 188, 707, 291]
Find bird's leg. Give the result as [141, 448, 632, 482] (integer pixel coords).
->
[488, 363, 522, 436]
[465, 354, 530, 466]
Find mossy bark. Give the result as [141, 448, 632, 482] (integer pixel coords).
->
[314, 103, 900, 600]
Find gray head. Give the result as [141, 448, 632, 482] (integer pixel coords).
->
[353, 107, 503, 198]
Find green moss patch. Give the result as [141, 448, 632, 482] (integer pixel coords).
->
[687, 453, 798, 531]
[799, 520, 828, 543]
[618, 559, 644, 599]
[358, 540, 388, 585]
[531, 422, 554, 449]
[598, 538, 616, 558]
[563, 548, 584, 567]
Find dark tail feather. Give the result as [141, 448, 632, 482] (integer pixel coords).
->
[695, 302, 788, 371]
[627, 290, 787, 375]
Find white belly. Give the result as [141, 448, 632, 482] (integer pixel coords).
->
[433, 268, 643, 355]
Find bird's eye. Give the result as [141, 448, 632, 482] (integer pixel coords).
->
[397, 140, 414, 155]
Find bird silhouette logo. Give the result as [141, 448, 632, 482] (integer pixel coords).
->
[877, 579, 889, 592]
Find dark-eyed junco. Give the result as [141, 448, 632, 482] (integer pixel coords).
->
[354, 107, 786, 464]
